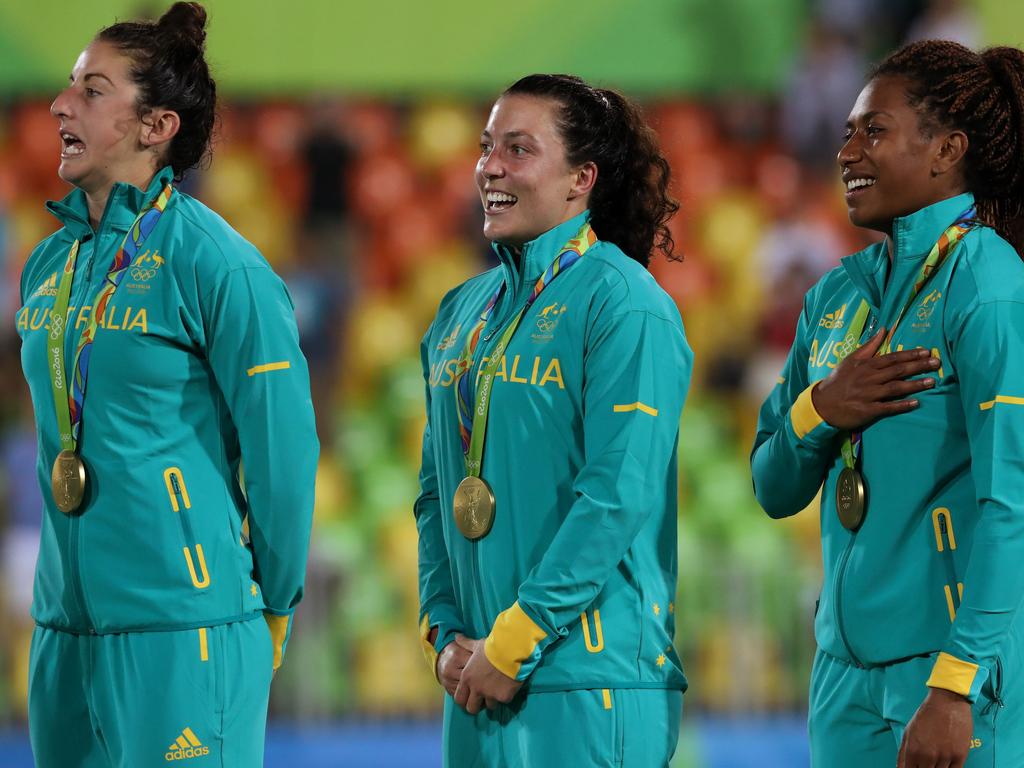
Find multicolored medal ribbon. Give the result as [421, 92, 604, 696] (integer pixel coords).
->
[833, 207, 975, 531]
[47, 183, 173, 514]
[451, 222, 597, 539]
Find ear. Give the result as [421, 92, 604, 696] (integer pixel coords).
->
[567, 161, 598, 201]
[932, 129, 968, 177]
[139, 108, 181, 151]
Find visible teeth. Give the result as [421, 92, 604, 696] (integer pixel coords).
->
[64, 144, 85, 156]
[487, 192, 518, 204]
[846, 178, 876, 191]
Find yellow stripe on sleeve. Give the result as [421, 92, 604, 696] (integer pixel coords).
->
[790, 384, 825, 439]
[979, 395, 1024, 411]
[198, 628, 208, 662]
[926, 651, 979, 697]
[264, 613, 290, 671]
[484, 601, 548, 680]
[613, 402, 659, 417]
[247, 361, 291, 377]
[602, 689, 612, 710]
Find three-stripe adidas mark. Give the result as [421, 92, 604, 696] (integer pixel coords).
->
[165, 727, 210, 761]
[33, 273, 58, 298]
[819, 304, 847, 329]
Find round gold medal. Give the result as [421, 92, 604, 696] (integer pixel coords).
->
[453, 476, 495, 540]
[836, 467, 866, 531]
[51, 449, 87, 515]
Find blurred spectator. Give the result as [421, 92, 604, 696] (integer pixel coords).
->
[906, 0, 981, 47]
[0, 384, 42, 720]
[780, 20, 866, 170]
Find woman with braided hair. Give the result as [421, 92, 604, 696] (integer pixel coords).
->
[751, 40, 1024, 768]
[16, 3, 317, 765]
[415, 74, 691, 766]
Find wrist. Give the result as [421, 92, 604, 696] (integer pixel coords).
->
[809, 382, 830, 423]
[927, 686, 971, 706]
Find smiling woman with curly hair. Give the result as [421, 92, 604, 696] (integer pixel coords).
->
[415, 73, 692, 767]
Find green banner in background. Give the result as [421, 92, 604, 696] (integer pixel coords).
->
[0, 0, 1017, 97]
[0, 0, 803, 96]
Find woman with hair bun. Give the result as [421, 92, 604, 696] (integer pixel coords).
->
[415, 74, 692, 766]
[16, 3, 318, 765]
[752, 39, 1024, 767]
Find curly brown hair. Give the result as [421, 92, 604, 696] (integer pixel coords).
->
[503, 74, 680, 268]
[872, 40, 1024, 256]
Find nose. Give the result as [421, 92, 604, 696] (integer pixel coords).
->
[837, 131, 861, 170]
[478, 148, 505, 179]
[50, 87, 72, 120]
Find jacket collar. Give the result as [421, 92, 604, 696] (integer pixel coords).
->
[841, 192, 975, 312]
[491, 210, 591, 296]
[45, 166, 176, 241]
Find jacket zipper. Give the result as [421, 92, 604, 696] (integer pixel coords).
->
[833, 534, 863, 667]
[467, 255, 527, 624]
[67, 235, 100, 634]
[67, 515, 94, 632]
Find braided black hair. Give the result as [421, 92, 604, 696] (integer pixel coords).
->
[872, 40, 1024, 255]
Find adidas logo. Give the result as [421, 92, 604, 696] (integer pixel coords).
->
[436, 324, 462, 351]
[819, 304, 847, 329]
[33, 272, 59, 298]
[165, 727, 210, 761]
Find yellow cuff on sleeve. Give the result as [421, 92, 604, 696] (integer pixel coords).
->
[790, 384, 825, 440]
[926, 652, 979, 697]
[484, 601, 547, 680]
[419, 614, 440, 683]
[264, 613, 290, 672]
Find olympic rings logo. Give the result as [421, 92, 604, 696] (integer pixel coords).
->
[130, 267, 158, 281]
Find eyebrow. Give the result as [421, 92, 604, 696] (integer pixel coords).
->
[480, 129, 538, 141]
[68, 72, 115, 86]
[846, 110, 893, 126]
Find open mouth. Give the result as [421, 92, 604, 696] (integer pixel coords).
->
[485, 191, 518, 213]
[61, 131, 85, 158]
[845, 176, 876, 196]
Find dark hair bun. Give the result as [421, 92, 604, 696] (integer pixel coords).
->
[158, 2, 207, 49]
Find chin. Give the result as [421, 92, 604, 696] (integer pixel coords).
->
[847, 207, 887, 233]
[483, 219, 521, 246]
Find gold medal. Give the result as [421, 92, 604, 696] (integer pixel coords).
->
[836, 467, 866, 531]
[453, 476, 495, 540]
[51, 449, 86, 515]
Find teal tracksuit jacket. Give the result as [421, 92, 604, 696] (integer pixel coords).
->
[16, 167, 318, 663]
[416, 211, 692, 692]
[751, 193, 1024, 703]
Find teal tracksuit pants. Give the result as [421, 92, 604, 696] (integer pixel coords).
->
[810, 647, 1024, 767]
[28, 618, 273, 767]
[442, 688, 682, 767]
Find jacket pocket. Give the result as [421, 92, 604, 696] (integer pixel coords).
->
[163, 467, 211, 589]
[581, 609, 605, 654]
[932, 507, 961, 621]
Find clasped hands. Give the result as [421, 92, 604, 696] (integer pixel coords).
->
[437, 633, 522, 714]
